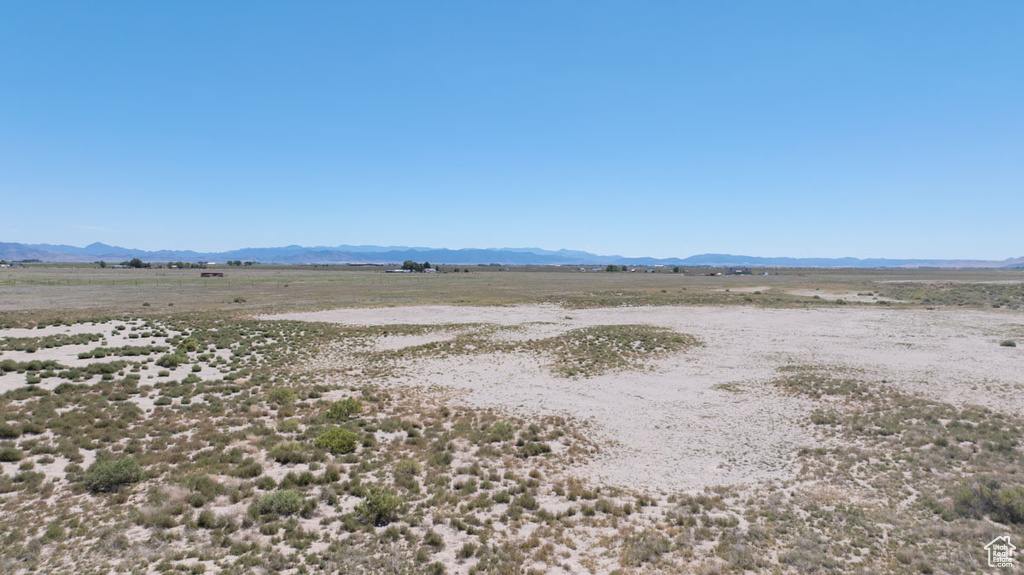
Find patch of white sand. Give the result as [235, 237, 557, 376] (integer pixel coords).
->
[786, 289, 902, 303]
[716, 286, 770, 293]
[269, 305, 1024, 493]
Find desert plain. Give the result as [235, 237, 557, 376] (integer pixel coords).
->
[1, 265, 1022, 574]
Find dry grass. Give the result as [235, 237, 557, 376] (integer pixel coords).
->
[1, 265, 1022, 573]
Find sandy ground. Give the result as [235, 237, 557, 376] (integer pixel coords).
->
[0, 320, 229, 394]
[786, 289, 902, 303]
[277, 305, 1021, 492]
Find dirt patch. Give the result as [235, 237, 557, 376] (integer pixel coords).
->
[786, 289, 902, 303]
[268, 304, 1024, 493]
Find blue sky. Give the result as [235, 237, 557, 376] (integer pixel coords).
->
[1, 2, 1021, 259]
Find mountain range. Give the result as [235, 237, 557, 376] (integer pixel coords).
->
[1, 241, 1022, 269]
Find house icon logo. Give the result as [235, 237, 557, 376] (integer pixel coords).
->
[985, 535, 1016, 568]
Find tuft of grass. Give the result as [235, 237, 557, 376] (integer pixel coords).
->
[620, 530, 671, 567]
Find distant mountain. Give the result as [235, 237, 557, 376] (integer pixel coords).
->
[1, 241, 1021, 269]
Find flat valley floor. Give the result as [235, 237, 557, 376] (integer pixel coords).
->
[1, 267, 1023, 574]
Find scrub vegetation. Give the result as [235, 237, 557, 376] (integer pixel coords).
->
[0, 265, 1022, 573]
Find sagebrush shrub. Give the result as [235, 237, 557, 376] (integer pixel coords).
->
[326, 397, 362, 420]
[253, 490, 304, 516]
[267, 388, 296, 406]
[0, 446, 24, 462]
[314, 427, 358, 455]
[355, 486, 403, 526]
[269, 441, 308, 464]
[954, 476, 1024, 524]
[155, 353, 186, 368]
[84, 457, 144, 493]
[487, 422, 516, 443]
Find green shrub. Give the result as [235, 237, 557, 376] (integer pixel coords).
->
[156, 353, 187, 368]
[197, 509, 217, 529]
[515, 492, 539, 511]
[1000, 340, 1017, 347]
[269, 441, 308, 464]
[394, 459, 421, 492]
[178, 337, 200, 352]
[0, 424, 21, 439]
[355, 486, 404, 526]
[267, 388, 296, 406]
[232, 458, 263, 478]
[457, 542, 478, 559]
[186, 473, 224, 500]
[84, 457, 144, 493]
[0, 445, 24, 462]
[487, 422, 516, 443]
[620, 530, 672, 567]
[424, 529, 444, 549]
[314, 427, 359, 455]
[326, 397, 362, 420]
[953, 476, 1024, 524]
[277, 419, 300, 433]
[253, 490, 304, 516]
[395, 459, 420, 477]
[518, 442, 552, 458]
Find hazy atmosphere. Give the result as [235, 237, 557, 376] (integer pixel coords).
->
[2, 2, 1022, 258]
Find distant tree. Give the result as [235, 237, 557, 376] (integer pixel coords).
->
[605, 265, 618, 272]
[423, 261, 431, 269]
[98, 261, 107, 269]
[401, 260, 424, 272]
[244, 261, 254, 266]
[673, 266, 680, 273]
[127, 258, 146, 269]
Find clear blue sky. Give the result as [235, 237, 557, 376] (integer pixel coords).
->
[1, 2, 1021, 259]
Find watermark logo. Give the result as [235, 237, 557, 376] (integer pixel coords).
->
[985, 535, 1016, 568]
